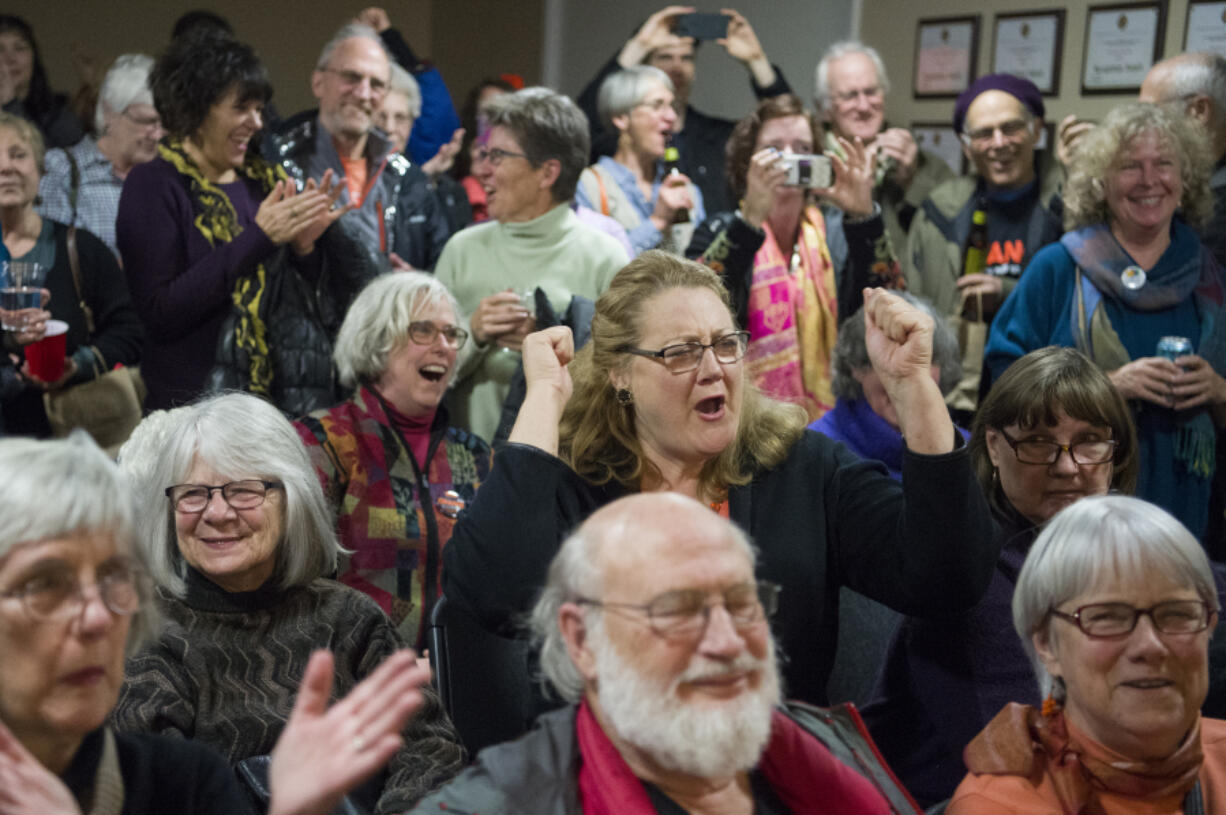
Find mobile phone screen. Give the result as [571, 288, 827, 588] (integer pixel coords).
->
[674, 13, 728, 41]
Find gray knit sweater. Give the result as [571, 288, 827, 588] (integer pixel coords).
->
[112, 568, 463, 814]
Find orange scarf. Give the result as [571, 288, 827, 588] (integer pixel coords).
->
[964, 703, 1203, 814]
[743, 206, 837, 421]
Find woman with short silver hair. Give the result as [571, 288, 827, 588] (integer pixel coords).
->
[113, 392, 464, 813]
[575, 65, 703, 256]
[38, 52, 163, 256]
[987, 101, 1226, 542]
[948, 495, 1226, 813]
[810, 293, 962, 480]
[0, 432, 432, 815]
[296, 273, 491, 649]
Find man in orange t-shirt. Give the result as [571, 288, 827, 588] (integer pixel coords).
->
[264, 22, 451, 271]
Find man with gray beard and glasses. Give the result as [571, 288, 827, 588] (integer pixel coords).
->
[409, 492, 911, 814]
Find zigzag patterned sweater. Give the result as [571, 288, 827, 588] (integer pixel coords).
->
[111, 567, 463, 813]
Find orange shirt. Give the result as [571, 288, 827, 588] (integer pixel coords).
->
[339, 155, 368, 207]
[947, 717, 1226, 814]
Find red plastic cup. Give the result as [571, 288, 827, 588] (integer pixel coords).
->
[26, 319, 68, 383]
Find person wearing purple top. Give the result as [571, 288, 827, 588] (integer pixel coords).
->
[116, 31, 347, 412]
[809, 293, 965, 479]
[860, 347, 1138, 807]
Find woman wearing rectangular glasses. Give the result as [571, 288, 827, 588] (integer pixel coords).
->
[295, 272, 491, 650]
[443, 250, 996, 709]
[948, 495, 1225, 813]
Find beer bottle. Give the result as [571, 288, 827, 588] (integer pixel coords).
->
[963, 207, 987, 277]
[663, 145, 690, 224]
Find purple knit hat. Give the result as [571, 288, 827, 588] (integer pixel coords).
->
[952, 73, 1044, 134]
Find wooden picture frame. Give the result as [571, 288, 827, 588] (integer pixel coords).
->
[914, 16, 980, 98]
[992, 10, 1066, 95]
[1081, 1, 1167, 94]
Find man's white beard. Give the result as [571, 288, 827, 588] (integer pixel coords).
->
[588, 619, 782, 779]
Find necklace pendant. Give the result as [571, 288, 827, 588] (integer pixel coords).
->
[1121, 265, 1147, 290]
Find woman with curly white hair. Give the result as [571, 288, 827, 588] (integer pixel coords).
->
[985, 101, 1226, 542]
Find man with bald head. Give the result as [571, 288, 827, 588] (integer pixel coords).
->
[411, 493, 908, 814]
[1139, 52, 1226, 265]
[265, 22, 450, 270]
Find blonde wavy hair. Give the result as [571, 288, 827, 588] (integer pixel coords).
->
[1064, 101, 1213, 231]
[560, 251, 807, 495]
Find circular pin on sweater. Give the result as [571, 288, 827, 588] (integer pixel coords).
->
[1120, 265, 1147, 290]
[436, 490, 466, 518]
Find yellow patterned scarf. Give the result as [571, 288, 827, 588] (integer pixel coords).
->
[158, 139, 286, 397]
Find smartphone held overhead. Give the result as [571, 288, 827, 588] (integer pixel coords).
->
[673, 12, 729, 40]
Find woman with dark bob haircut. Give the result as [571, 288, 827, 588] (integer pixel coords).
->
[687, 94, 904, 421]
[864, 346, 1139, 806]
[0, 15, 83, 148]
[116, 29, 356, 413]
[443, 251, 996, 708]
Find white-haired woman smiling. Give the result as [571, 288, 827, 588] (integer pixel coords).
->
[949, 495, 1226, 813]
[575, 65, 704, 255]
[296, 272, 491, 648]
[112, 392, 463, 814]
[0, 432, 434, 815]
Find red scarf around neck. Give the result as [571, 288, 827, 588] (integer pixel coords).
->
[574, 699, 889, 814]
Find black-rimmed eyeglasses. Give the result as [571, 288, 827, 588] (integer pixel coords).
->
[574, 580, 780, 640]
[474, 147, 529, 166]
[618, 330, 749, 375]
[1050, 600, 1216, 638]
[996, 428, 1117, 466]
[165, 480, 282, 513]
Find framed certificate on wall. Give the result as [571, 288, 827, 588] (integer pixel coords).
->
[914, 16, 980, 97]
[911, 123, 966, 174]
[1081, 2, 1167, 93]
[1185, 1, 1226, 57]
[992, 10, 1065, 94]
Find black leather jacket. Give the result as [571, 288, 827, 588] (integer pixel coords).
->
[263, 111, 451, 271]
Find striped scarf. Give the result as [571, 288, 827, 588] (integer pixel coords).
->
[744, 205, 837, 421]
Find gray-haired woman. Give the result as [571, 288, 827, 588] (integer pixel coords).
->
[294, 272, 491, 649]
[0, 431, 433, 815]
[809, 292, 964, 479]
[949, 495, 1226, 813]
[38, 53, 164, 256]
[575, 65, 704, 255]
[112, 392, 463, 814]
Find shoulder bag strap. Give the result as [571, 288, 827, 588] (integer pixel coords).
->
[65, 226, 96, 337]
[65, 147, 81, 220]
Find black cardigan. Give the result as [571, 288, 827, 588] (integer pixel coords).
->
[442, 432, 997, 706]
[61, 728, 254, 814]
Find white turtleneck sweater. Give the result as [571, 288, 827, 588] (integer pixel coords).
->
[436, 202, 629, 441]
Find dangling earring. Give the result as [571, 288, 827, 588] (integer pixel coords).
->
[616, 388, 633, 406]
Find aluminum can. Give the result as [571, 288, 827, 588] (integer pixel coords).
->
[1157, 336, 1193, 361]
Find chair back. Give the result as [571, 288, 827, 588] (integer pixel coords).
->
[428, 595, 537, 757]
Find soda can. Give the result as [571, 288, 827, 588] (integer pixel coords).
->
[1156, 336, 1193, 361]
